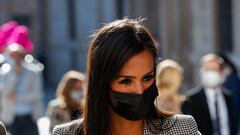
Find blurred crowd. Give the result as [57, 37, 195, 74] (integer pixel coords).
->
[0, 20, 239, 135]
[156, 54, 240, 135]
[0, 21, 86, 135]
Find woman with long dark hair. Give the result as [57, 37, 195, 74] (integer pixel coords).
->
[53, 18, 201, 135]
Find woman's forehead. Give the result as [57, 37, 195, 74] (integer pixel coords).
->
[117, 50, 154, 76]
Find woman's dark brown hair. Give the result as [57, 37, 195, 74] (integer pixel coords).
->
[84, 18, 170, 135]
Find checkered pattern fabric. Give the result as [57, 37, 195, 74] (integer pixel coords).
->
[53, 119, 83, 135]
[144, 114, 201, 135]
[53, 114, 201, 135]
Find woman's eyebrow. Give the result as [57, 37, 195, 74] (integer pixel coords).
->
[144, 70, 154, 76]
[116, 69, 154, 79]
[117, 75, 136, 79]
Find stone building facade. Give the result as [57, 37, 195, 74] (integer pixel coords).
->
[0, 0, 239, 90]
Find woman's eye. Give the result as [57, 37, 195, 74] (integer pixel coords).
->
[119, 79, 132, 85]
[143, 75, 154, 82]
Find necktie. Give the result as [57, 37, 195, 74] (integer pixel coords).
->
[214, 93, 221, 135]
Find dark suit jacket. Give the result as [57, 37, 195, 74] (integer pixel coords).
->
[223, 73, 240, 115]
[182, 86, 238, 135]
[0, 121, 6, 135]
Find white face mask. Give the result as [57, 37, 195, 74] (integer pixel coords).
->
[201, 70, 222, 88]
[71, 90, 83, 101]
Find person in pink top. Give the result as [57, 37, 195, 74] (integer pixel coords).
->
[0, 24, 43, 135]
[6, 25, 34, 53]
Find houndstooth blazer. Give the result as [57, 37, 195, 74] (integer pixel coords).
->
[53, 114, 201, 135]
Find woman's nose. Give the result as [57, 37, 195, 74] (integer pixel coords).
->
[134, 82, 145, 94]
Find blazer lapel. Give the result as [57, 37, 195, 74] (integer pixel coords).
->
[194, 88, 213, 134]
[198, 88, 212, 123]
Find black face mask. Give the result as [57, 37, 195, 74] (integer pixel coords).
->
[110, 84, 158, 121]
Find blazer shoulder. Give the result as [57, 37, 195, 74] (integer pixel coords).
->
[47, 99, 65, 109]
[53, 119, 83, 135]
[173, 114, 201, 134]
[144, 114, 201, 134]
[174, 114, 197, 126]
[222, 87, 232, 96]
[183, 86, 202, 97]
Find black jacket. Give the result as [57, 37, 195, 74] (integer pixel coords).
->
[182, 86, 238, 135]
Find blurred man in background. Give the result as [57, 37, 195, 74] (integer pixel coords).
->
[182, 53, 238, 135]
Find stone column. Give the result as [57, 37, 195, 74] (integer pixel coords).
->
[231, 0, 240, 70]
[190, 0, 217, 84]
[158, 0, 194, 89]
